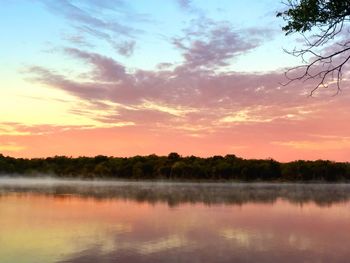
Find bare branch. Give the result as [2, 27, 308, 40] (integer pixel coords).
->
[278, 0, 350, 95]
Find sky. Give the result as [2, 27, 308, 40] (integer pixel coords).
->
[1, 0, 350, 161]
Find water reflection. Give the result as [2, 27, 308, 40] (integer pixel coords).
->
[1, 178, 350, 206]
[0, 178, 350, 263]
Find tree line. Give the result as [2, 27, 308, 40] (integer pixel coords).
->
[0, 153, 349, 182]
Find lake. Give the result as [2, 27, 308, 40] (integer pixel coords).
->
[0, 178, 350, 263]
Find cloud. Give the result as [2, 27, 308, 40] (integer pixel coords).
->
[114, 40, 136, 57]
[0, 142, 25, 152]
[61, 34, 94, 48]
[26, 66, 107, 101]
[175, 0, 204, 14]
[82, 0, 126, 9]
[64, 48, 128, 82]
[3, 115, 350, 161]
[21, 15, 350, 161]
[172, 19, 273, 70]
[77, 25, 138, 57]
[272, 137, 350, 151]
[176, 0, 192, 10]
[26, 45, 329, 134]
[37, 0, 142, 56]
[0, 122, 135, 138]
[39, 0, 133, 34]
[3, 1, 350, 161]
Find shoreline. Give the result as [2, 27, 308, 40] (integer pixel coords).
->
[1, 176, 350, 185]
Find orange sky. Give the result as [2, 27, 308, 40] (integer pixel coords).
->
[1, 0, 350, 161]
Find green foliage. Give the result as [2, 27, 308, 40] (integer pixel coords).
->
[277, 0, 350, 34]
[0, 153, 349, 182]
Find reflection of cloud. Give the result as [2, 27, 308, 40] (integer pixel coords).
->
[220, 228, 274, 251]
[0, 195, 132, 263]
[2, 186, 349, 263]
[220, 229, 252, 247]
[96, 224, 133, 254]
[137, 235, 189, 254]
[288, 234, 312, 251]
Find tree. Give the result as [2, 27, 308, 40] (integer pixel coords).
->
[277, 0, 350, 95]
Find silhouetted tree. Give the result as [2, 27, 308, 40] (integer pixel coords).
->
[0, 153, 350, 182]
[278, 0, 350, 94]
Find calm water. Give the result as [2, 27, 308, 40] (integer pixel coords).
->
[0, 178, 350, 263]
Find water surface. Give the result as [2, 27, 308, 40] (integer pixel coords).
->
[0, 178, 350, 263]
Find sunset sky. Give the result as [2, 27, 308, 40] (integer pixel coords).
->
[1, 0, 350, 161]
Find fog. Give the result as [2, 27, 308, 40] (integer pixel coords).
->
[1, 177, 350, 207]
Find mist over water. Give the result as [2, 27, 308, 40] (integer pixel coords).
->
[1, 177, 350, 206]
[1, 178, 350, 263]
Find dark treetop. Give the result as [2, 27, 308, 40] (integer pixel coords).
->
[1, 153, 350, 182]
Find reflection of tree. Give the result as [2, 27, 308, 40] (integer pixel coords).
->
[1, 182, 350, 207]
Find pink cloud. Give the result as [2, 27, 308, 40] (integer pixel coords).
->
[19, 29, 350, 161]
[172, 19, 273, 70]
